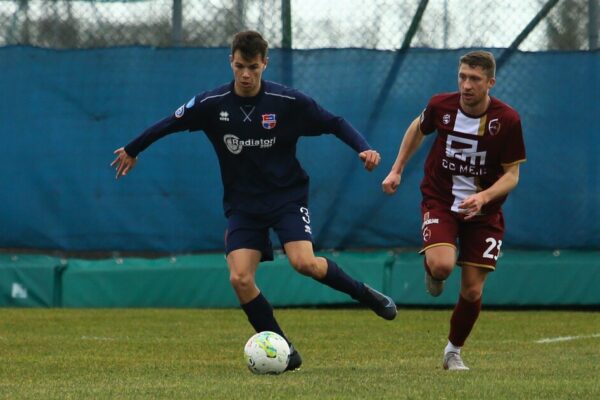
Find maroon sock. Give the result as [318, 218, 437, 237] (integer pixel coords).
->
[448, 294, 482, 347]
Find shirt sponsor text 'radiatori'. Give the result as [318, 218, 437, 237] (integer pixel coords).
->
[223, 134, 277, 154]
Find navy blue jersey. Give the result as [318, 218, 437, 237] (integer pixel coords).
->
[124, 80, 371, 215]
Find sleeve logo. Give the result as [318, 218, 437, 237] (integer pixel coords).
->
[186, 97, 196, 109]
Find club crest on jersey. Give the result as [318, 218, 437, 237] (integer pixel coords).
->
[488, 118, 501, 136]
[262, 114, 277, 130]
[442, 113, 451, 125]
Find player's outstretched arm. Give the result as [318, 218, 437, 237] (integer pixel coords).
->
[110, 103, 195, 180]
[111, 147, 138, 179]
[382, 117, 425, 195]
[358, 150, 381, 172]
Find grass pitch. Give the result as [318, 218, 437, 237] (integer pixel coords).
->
[1, 308, 599, 399]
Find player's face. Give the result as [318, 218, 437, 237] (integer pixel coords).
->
[458, 63, 495, 113]
[230, 50, 268, 97]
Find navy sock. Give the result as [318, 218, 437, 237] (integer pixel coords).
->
[316, 258, 366, 300]
[241, 292, 289, 343]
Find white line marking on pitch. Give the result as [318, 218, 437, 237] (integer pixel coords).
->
[81, 336, 119, 341]
[535, 333, 600, 344]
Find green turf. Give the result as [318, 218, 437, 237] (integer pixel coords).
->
[1, 308, 599, 399]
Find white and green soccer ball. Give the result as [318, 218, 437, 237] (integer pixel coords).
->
[244, 331, 290, 374]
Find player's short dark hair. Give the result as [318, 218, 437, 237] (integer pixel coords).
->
[231, 31, 268, 60]
[459, 51, 496, 78]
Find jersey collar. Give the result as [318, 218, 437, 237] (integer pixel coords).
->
[230, 80, 266, 104]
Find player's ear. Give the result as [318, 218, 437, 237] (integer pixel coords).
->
[263, 57, 269, 70]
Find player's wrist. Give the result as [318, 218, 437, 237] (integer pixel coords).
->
[479, 191, 491, 205]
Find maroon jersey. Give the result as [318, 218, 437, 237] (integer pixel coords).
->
[419, 92, 526, 214]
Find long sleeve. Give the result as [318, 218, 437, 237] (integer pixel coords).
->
[330, 116, 371, 153]
[300, 94, 371, 153]
[124, 113, 191, 157]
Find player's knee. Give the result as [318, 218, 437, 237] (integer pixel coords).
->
[426, 257, 453, 280]
[461, 287, 483, 302]
[229, 271, 255, 291]
[288, 256, 319, 277]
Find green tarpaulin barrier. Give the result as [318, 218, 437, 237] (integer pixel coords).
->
[61, 251, 393, 308]
[390, 250, 600, 306]
[1, 250, 598, 308]
[0, 255, 64, 307]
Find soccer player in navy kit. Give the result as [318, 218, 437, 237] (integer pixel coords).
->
[112, 30, 397, 371]
[382, 51, 525, 370]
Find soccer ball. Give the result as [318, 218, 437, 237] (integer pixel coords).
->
[244, 331, 290, 374]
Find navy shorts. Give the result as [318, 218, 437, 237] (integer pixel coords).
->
[224, 203, 313, 262]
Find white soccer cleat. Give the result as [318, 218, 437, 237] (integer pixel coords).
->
[443, 352, 470, 371]
[425, 271, 444, 297]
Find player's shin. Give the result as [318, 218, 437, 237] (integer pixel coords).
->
[314, 257, 366, 299]
[241, 292, 289, 343]
[448, 294, 482, 347]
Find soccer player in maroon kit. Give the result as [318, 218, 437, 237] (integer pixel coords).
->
[382, 51, 526, 370]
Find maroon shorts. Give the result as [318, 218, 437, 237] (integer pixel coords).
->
[420, 199, 505, 270]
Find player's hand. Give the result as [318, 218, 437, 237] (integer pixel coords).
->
[359, 150, 381, 172]
[459, 193, 487, 219]
[382, 172, 401, 195]
[111, 147, 137, 179]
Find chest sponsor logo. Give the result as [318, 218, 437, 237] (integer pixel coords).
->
[488, 118, 501, 135]
[223, 134, 277, 154]
[445, 135, 486, 165]
[443, 134, 488, 175]
[262, 114, 277, 130]
[219, 111, 229, 122]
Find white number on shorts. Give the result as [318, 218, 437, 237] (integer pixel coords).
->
[483, 238, 503, 260]
[300, 207, 310, 224]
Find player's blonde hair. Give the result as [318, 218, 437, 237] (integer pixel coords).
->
[459, 51, 496, 78]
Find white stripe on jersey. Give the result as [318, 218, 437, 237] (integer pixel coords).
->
[264, 91, 296, 100]
[199, 91, 231, 103]
[453, 109, 481, 136]
[451, 175, 476, 213]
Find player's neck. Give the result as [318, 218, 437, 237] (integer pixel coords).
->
[460, 95, 491, 117]
[234, 81, 262, 98]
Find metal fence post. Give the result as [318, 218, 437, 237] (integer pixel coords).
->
[172, 0, 183, 47]
[590, 0, 598, 50]
[281, 0, 293, 86]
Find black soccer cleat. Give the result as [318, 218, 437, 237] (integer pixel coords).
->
[285, 344, 303, 372]
[360, 284, 397, 320]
